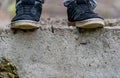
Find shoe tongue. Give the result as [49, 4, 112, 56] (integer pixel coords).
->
[21, 0, 35, 5]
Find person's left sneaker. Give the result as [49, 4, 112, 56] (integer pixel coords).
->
[66, 1, 104, 28]
[11, 0, 42, 30]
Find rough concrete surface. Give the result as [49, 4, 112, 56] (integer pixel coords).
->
[0, 19, 120, 78]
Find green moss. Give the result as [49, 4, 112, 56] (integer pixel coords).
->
[0, 57, 19, 78]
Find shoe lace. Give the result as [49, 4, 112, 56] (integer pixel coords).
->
[16, 5, 33, 15]
[23, 6, 33, 14]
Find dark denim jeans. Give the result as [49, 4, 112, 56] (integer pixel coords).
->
[64, 0, 97, 10]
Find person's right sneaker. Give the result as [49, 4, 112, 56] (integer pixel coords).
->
[11, 0, 42, 29]
[67, 1, 104, 28]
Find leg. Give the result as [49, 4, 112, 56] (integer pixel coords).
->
[11, 0, 43, 29]
[64, 0, 105, 28]
[88, 0, 97, 10]
[64, 0, 97, 9]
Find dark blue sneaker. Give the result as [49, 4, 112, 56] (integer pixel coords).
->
[11, 0, 42, 29]
[66, 1, 104, 28]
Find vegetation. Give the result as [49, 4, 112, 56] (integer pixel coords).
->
[0, 57, 19, 78]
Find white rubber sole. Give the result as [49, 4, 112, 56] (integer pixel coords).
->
[68, 18, 105, 28]
[11, 20, 39, 29]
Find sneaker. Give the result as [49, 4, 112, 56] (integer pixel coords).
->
[67, 1, 104, 28]
[11, 0, 42, 29]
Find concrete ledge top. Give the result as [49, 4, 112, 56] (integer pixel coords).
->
[0, 19, 120, 78]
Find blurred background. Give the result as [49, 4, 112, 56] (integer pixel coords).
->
[0, 0, 120, 26]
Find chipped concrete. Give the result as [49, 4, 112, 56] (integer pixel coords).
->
[0, 19, 120, 78]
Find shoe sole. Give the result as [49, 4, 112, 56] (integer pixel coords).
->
[68, 18, 105, 28]
[11, 20, 39, 29]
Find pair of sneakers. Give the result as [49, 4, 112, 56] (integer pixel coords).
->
[11, 0, 104, 30]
